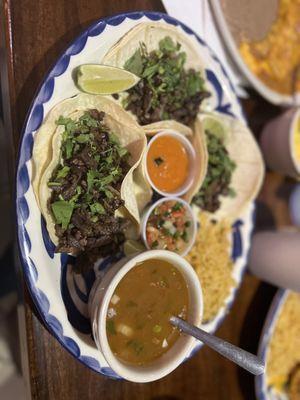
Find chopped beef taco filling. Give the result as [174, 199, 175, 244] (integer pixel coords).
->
[123, 36, 210, 126]
[192, 130, 236, 213]
[48, 109, 131, 273]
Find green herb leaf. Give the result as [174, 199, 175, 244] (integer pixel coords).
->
[227, 187, 236, 198]
[142, 64, 159, 79]
[51, 200, 74, 229]
[104, 189, 114, 199]
[154, 157, 164, 166]
[75, 134, 90, 144]
[186, 73, 204, 97]
[98, 175, 115, 187]
[181, 230, 188, 243]
[117, 147, 128, 158]
[107, 320, 116, 335]
[47, 182, 62, 187]
[64, 139, 73, 159]
[151, 240, 159, 249]
[69, 186, 82, 204]
[87, 170, 99, 193]
[90, 202, 105, 215]
[159, 36, 178, 53]
[56, 166, 70, 180]
[79, 112, 99, 128]
[153, 324, 162, 333]
[124, 48, 143, 76]
[126, 339, 144, 355]
[172, 202, 183, 211]
[109, 133, 120, 145]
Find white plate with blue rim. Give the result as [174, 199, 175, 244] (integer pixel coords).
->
[16, 11, 254, 377]
[256, 289, 289, 400]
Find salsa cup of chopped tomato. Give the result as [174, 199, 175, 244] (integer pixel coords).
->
[141, 197, 197, 256]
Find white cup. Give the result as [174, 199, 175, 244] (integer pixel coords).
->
[248, 230, 300, 291]
[144, 130, 196, 197]
[140, 196, 197, 257]
[260, 108, 300, 178]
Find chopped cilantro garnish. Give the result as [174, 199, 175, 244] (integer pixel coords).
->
[56, 166, 70, 180]
[123, 48, 144, 76]
[51, 200, 74, 229]
[126, 339, 144, 355]
[64, 139, 73, 159]
[154, 157, 164, 166]
[151, 240, 159, 249]
[107, 320, 116, 335]
[152, 324, 162, 333]
[228, 187, 236, 198]
[117, 146, 128, 158]
[181, 230, 188, 243]
[75, 134, 90, 144]
[90, 202, 105, 215]
[172, 202, 183, 211]
[47, 182, 62, 187]
[79, 112, 99, 127]
[87, 170, 99, 193]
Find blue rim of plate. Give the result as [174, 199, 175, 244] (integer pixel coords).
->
[16, 11, 252, 376]
[255, 289, 288, 400]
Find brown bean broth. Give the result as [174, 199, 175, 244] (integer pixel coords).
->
[106, 259, 189, 365]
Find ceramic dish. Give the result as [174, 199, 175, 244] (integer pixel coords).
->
[16, 11, 253, 377]
[256, 289, 288, 400]
[211, 0, 299, 106]
[141, 197, 197, 256]
[144, 131, 196, 197]
[89, 250, 203, 382]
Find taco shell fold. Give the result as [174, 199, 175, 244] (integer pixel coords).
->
[32, 94, 151, 245]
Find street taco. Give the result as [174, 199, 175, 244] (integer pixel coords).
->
[32, 94, 151, 272]
[192, 112, 264, 221]
[102, 22, 210, 126]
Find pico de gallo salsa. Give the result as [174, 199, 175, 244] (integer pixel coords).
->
[145, 200, 193, 254]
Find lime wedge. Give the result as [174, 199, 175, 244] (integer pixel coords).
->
[76, 64, 140, 95]
[203, 117, 226, 139]
[124, 240, 146, 256]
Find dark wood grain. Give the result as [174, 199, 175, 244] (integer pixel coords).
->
[0, 1, 288, 399]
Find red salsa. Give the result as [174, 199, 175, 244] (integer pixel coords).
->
[146, 200, 192, 253]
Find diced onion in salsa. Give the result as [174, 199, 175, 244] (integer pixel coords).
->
[146, 200, 191, 253]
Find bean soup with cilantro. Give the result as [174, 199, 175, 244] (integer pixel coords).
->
[106, 258, 189, 365]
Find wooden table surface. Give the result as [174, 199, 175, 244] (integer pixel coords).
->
[0, 1, 290, 399]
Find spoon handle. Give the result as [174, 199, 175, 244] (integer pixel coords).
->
[170, 316, 265, 376]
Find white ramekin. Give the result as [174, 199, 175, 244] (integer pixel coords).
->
[144, 130, 196, 197]
[89, 250, 203, 383]
[140, 196, 197, 257]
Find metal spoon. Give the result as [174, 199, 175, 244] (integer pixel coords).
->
[170, 316, 265, 376]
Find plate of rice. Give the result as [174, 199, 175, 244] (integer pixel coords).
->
[256, 290, 300, 400]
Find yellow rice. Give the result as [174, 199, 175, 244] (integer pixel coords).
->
[267, 292, 300, 392]
[185, 213, 236, 323]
